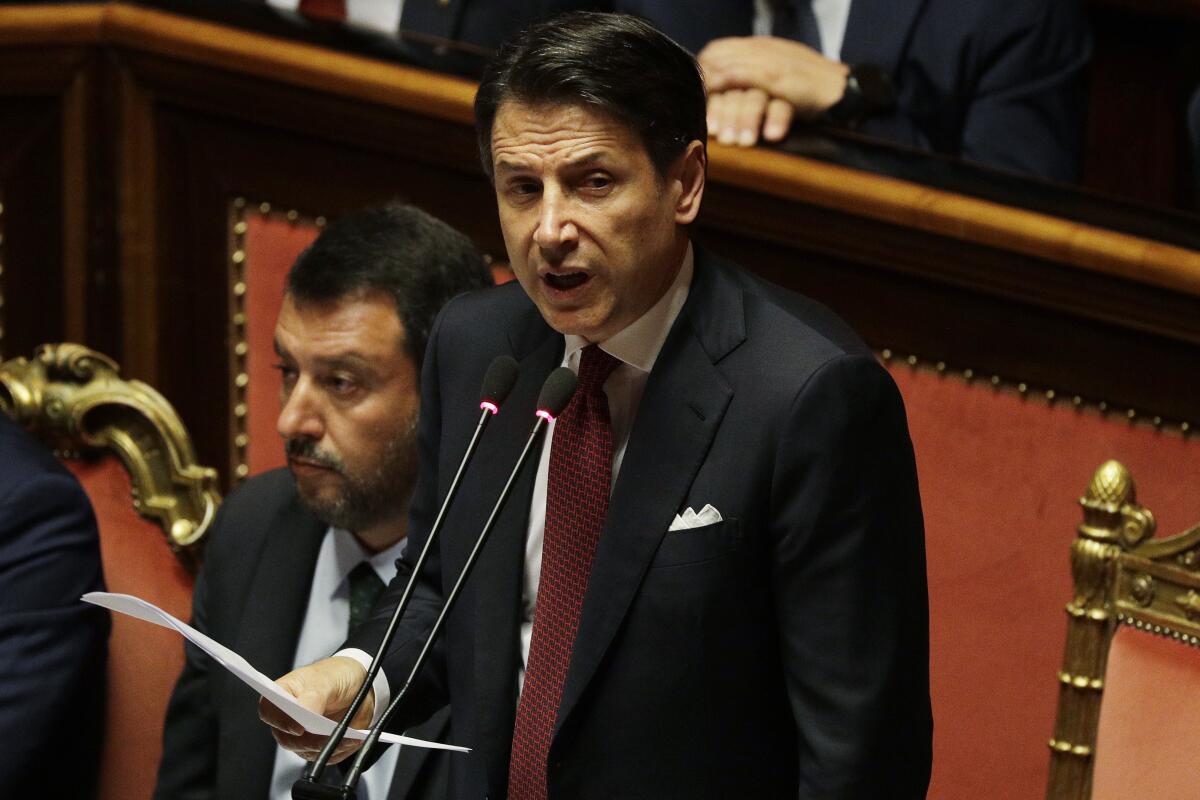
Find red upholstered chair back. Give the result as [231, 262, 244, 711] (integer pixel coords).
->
[237, 208, 319, 479]
[885, 361, 1200, 799]
[1090, 626, 1200, 799]
[1044, 459, 1200, 800]
[0, 344, 220, 800]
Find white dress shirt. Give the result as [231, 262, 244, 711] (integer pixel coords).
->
[517, 245, 694, 690]
[266, 0, 404, 35]
[753, 0, 853, 61]
[271, 528, 406, 800]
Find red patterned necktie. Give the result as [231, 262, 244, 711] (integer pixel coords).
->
[508, 345, 622, 800]
[298, 0, 347, 22]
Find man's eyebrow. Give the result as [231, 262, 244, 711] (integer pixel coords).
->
[312, 352, 376, 372]
[494, 151, 609, 174]
[494, 157, 533, 174]
[563, 151, 608, 170]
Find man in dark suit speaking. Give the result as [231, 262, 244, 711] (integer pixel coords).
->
[154, 203, 492, 800]
[264, 13, 932, 798]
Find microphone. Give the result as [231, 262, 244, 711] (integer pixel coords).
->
[295, 355, 519, 797]
[337, 367, 578, 793]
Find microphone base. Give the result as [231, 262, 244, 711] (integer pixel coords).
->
[291, 778, 357, 800]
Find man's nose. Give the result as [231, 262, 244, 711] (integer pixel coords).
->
[533, 188, 578, 262]
[277, 377, 324, 442]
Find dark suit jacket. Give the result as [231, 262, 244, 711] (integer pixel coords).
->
[349, 248, 932, 798]
[0, 413, 108, 799]
[620, 0, 1092, 181]
[154, 468, 450, 800]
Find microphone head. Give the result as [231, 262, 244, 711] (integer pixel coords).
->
[536, 367, 577, 420]
[479, 355, 520, 414]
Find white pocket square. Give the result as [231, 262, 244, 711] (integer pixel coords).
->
[669, 504, 723, 531]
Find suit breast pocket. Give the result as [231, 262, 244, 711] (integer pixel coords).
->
[649, 518, 741, 569]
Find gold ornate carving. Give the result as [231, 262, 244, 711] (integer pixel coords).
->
[1077, 460, 1156, 549]
[0, 343, 220, 569]
[1048, 462, 1200, 799]
[1131, 574, 1156, 607]
[1175, 590, 1200, 622]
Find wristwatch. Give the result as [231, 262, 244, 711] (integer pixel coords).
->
[825, 63, 897, 127]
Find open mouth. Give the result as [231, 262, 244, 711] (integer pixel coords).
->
[543, 271, 589, 291]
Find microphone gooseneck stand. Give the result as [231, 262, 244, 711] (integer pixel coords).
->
[339, 367, 578, 792]
[292, 355, 520, 800]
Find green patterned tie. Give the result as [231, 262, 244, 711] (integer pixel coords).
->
[347, 562, 385, 637]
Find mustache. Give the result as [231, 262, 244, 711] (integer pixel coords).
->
[285, 438, 345, 473]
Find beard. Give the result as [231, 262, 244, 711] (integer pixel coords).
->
[285, 417, 418, 534]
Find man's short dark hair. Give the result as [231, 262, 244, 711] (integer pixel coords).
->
[286, 201, 492, 369]
[474, 11, 707, 178]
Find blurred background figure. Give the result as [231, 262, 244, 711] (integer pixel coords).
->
[154, 202, 493, 800]
[619, 0, 1093, 181]
[257, 0, 599, 74]
[0, 412, 109, 799]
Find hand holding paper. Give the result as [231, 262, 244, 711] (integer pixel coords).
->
[82, 591, 467, 754]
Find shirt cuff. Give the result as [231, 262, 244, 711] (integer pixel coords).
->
[333, 648, 391, 727]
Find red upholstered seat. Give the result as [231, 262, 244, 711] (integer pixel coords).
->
[1091, 627, 1200, 800]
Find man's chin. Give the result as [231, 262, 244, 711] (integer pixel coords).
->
[291, 471, 345, 513]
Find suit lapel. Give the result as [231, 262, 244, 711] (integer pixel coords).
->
[554, 250, 742, 736]
[472, 310, 562, 792]
[839, 0, 926, 77]
[232, 497, 326, 799]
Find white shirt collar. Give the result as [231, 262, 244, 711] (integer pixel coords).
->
[562, 242, 694, 374]
[322, 527, 406, 600]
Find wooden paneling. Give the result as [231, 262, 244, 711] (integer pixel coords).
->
[1, 0, 1198, 472]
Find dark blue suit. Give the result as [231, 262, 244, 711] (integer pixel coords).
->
[620, 0, 1093, 181]
[0, 412, 108, 798]
[349, 248, 931, 798]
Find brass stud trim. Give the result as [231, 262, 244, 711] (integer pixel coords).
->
[1117, 612, 1200, 649]
[228, 198, 324, 484]
[1047, 738, 1093, 758]
[1057, 670, 1104, 691]
[229, 198, 250, 484]
[879, 349, 1196, 439]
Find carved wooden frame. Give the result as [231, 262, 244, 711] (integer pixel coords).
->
[1046, 460, 1200, 798]
[0, 343, 220, 570]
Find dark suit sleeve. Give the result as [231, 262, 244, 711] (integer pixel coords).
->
[0, 469, 108, 796]
[771, 354, 931, 799]
[154, 513, 226, 799]
[954, 0, 1091, 181]
[862, 0, 1091, 181]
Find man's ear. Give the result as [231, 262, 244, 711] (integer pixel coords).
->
[672, 140, 707, 225]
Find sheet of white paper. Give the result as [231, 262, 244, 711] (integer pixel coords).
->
[82, 591, 468, 753]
